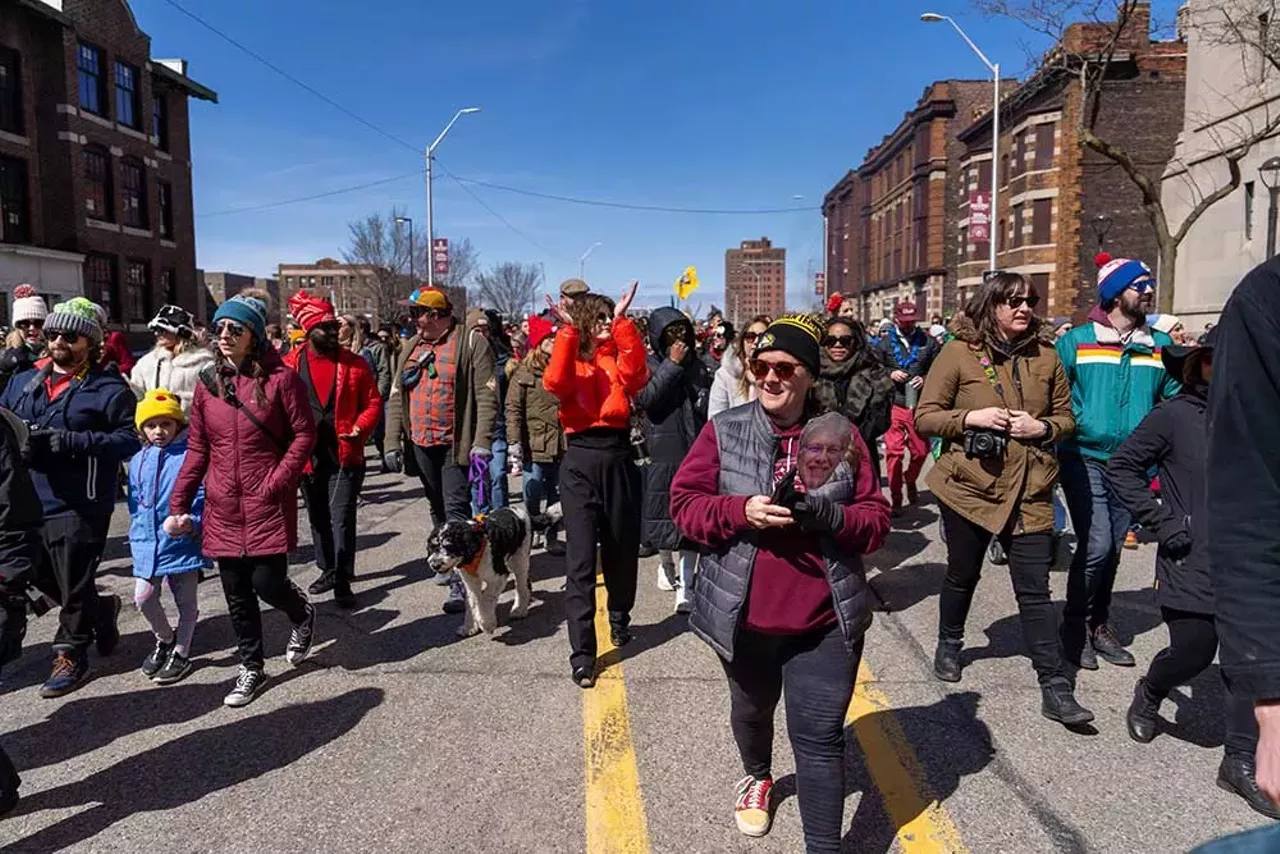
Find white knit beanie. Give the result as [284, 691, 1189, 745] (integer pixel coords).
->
[10, 284, 47, 325]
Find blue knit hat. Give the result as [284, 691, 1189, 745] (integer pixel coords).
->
[1097, 258, 1155, 303]
[213, 293, 268, 342]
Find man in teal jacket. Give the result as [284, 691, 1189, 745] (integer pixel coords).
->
[1056, 257, 1179, 671]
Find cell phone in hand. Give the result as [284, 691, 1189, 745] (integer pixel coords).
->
[771, 467, 799, 506]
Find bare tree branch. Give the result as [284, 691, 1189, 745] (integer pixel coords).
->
[470, 262, 543, 320]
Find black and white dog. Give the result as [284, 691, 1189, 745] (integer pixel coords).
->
[426, 504, 562, 637]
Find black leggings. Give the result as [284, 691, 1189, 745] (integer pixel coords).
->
[721, 625, 863, 854]
[937, 503, 1064, 685]
[1145, 607, 1258, 760]
[218, 555, 310, 670]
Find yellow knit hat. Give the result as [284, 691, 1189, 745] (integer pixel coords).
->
[136, 388, 185, 431]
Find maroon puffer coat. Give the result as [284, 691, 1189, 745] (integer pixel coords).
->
[171, 351, 316, 558]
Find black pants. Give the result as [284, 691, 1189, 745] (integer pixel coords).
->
[412, 443, 472, 525]
[561, 430, 641, 670]
[0, 742, 17, 798]
[937, 503, 1064, 685]
[1146, 607, 1258, 760]
[218, 554, 310, 670]
[721, 625, 863, 854]
[302, 465, 365, 591]
[32, 513, 112, 654]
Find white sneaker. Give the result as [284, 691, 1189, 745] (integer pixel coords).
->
[657, 563, 677, 592]
[674, 585, 692, 614]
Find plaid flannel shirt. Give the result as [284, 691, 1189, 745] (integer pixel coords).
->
[407, 333, 459, 448]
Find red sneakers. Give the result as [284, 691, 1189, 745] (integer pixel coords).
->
[734, 775, 774, 837]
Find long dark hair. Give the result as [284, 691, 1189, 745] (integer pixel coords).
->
[824, 316, 873, 365]
[566, 293, 616, 360]
[964, 272, 1035, 344]
[734, 314, 772, 399]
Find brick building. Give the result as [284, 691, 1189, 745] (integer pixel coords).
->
[0, 0, 215, 337]
[278, 258, 378, 320]
[200, 270, 279, 325]
[822, 80, 995, 324]
[955, 1, 1185, 320]
[724, 237, 785, 324]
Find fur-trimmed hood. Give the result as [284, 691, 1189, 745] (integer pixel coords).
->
[947, 313, 1056, 351]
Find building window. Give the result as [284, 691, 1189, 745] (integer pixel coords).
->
[124, 259, 150, 322]
[77, 43, 106, 116]
[0, 156, 28, 244]
[977, 160, 992, 193]
[85, 253, 119, 321]
[1034, 124, 1055, 170]
[159, 267, 176, 305]
[120, 159, 147, 228]
[959, 226, 969, 262]
[1013, 132, 1026, 177]
[997, 218, 1006, 253]
[83, 146, 113, 221]
[114, 61, 140, 129]
[1000, 153, 1010, 185]
[157, 180, 174, 239]
[1013, 204, 1025, 248]
[0, 47, 21, 135]
[1246, 181, 1256, 240]
[1032, 198, 1053, 245]
[152, 94, 169, 151]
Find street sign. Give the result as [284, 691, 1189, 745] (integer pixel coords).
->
[814, 271, 826, 296]
[969, 192, 991, 243]
[432, 238, 449, 276]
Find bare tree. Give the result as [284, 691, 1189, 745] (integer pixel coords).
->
[470, 262, 543, 320]
[974, 0, 1280, 311]
[343, 207, 421, 322]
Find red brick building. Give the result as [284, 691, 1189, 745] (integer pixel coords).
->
[724, 237, 785, 324]
[0, 0, 215, 335]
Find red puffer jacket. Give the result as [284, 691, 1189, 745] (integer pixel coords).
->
[283, 344, 382, 470]
[171, 351, 316, 558]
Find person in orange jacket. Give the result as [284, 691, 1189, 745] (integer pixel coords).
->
[544, 280, 647, 688]
[283, 291, 382, 609]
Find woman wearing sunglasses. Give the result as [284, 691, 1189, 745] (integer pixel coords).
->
[707, 314, 770, 418]
[0, 284, 47, 395]
[914, 273, 1091, 727]
[672, 313, 891, 851]
[170, 290, 319, 708]
[815, 317, 893, 480]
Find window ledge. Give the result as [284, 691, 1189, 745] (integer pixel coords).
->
[160, 239, 177, 248]
[0, 130, 29, 146]
[155, 149, 173, 161]
[79, 111, 113, 129]
[86, 218, 120, 232]
[122, 226, 153, 238]
[116, 124, 147, 141]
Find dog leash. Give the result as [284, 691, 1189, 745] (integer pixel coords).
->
[468, 454, 490, 509]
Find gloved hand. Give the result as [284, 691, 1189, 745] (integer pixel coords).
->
[382, 449, 403, 474]
[1160, 527, 1193, 561]
[26, 428, 70, 462]
[0, 580, 29, 671]
[792, 493, 845, 536]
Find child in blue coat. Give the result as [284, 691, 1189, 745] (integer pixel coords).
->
[129, 389, 204, 684]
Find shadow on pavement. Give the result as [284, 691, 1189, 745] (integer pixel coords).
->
[289, 531, 401, 569]
[596, 612, 688, 670]
[8, 688, 383, 851]
[1108, 588, 1164, 648]
[868, 562, 945, 613]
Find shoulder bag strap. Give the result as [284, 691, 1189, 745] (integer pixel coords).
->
[199, 366, 289, 456]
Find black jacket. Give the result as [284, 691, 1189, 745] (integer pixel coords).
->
[1109, 389, 1210, 614]
[1208, 258, 1280, 701]
[0, 409, 41, 582]
[874, 327, 940, 407]
[0, 345, 39, 398]
[635, 308, 708, 552]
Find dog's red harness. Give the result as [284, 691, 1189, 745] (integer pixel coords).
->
[460, 516, 488, 576]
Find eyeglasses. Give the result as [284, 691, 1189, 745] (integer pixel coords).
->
[822, 335, 855, 348]
[1004, 294, 1040, 310]
[215, 320, 247, 338]
[803, 444, 845, 458]
[409, 306, 445, 320]
[44, 329, 82, 345]
[741, 331, 760, 343]
[749, 359, 800, 381]
[16, 319, 42, 331]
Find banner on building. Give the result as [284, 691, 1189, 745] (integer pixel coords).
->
[814, 271, 826, 296]
[969, 192, 991, 243]
[432, 238, 450, 276]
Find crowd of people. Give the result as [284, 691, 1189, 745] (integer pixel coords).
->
[0, 251, 1276, 852]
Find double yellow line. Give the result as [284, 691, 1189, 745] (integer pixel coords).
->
[580, 585, 967, 853]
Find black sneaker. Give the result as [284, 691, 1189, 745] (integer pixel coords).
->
[933, 639, 962, 683]
[142, 639, 174, 678]
[1041, 680, 1095, 727]
[309, 573, 337, 596]
[40, 650, 89, 698]
[610, 625, 632, 648]
[1126, 679, 1161, 743]
[95, 593, 122, 656]
[153, 650, 193, 685]
[286, 603, 317, 666]
[1218, 754, 1280, 819]
[1091, 624, 1136, 667]
[572, 665, 596, 689]
[223, 666, 269, 708]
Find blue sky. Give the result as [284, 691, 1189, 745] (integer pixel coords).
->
[133, 0, 1176, 314]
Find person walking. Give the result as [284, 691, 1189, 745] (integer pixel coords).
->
[815, 316, 893, 479]
[507, 316, 565, 554]
[671, 313, 891, 852]
[914, 274, 1091, 726]
[1056, 257, 1178, 670]
[128, 305, 215, 410]
[708, 315, 770, 418]
[544, 281, 647, 688]
[874, 301, 939, 514]
[284, 293, 382, 610]
[128, 389, 204, 685]
[0, 284, 47, 395]
[635, 307, 709, 614]
[383, 287, 497, 616]
[170, 290, 318, 708]
[0, 298, 138, 697]
[476, 308, 513, 514]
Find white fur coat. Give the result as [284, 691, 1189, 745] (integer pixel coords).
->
[129, 345, 216, 411]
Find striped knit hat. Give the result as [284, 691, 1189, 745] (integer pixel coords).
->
[45, 297, 104, 345]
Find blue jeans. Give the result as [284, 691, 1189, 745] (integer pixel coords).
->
[1059, 452, 1132, 629]
[1052, 485, 1069, 534]
[523, 459, 560, 515]
[1196, 826, 1280, 853]
[471, 437, 509, 516]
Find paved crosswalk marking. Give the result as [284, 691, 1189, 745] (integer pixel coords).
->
[583, 576, 651, 853]
[848, 660, 969, 853]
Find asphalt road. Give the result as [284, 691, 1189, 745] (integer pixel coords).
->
[0, 463, 1271, 853]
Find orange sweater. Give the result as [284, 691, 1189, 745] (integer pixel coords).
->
[543, 318, 649, 434]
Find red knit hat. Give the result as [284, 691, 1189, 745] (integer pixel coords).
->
[527, 315, 556, 350]
[288, 290, 336, 333]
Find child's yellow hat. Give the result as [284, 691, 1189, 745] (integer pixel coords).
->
[136, 388, 185, 431]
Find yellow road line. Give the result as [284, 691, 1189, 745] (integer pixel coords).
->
[848, 660, 969, 853]
[583, 575, 650, 854]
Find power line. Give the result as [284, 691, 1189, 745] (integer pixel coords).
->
[435, 164, 564, 260]
[449, 176, 815, 215]
[197, 171, 423, 218]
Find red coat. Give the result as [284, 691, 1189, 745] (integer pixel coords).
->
[283, 345, 382, 470]
[103, 331, 136, 375]
[171, 350, 316, 558]
[543, 318, 648, 434]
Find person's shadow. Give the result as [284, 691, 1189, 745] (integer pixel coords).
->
[6, 688, 384, 851]
[867, 562, 945, 613]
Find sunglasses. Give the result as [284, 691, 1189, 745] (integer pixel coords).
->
[1004, 294, 1040, 310]
[215, 320, 247, 338]
[822, 335, 855, 348]
[409, 306, 445, 319]
[44, 329, 82, 345]
[16, 319, 42, 331]
[741, 331, 760, 343]
[1127, 280, 1155, 295]
[749, 359, 800, 381]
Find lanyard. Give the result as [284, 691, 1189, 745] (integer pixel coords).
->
[890, 331, 921, 370]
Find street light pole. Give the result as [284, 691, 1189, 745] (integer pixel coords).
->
[1261, 158, 1280, 258]
[394, 215, 414, 289]
[424, 107, 481, 284]
[923, 13, 999, 272]
[579, 242, 602, 279]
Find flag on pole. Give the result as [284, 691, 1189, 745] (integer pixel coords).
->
[674, 266, 700, 301]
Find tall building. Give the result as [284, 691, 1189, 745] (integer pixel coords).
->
[0, 0, 216, 338]
[725, 237, 785, 324]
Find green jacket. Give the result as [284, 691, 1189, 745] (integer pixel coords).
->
[1055, 308, 1179, 462]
